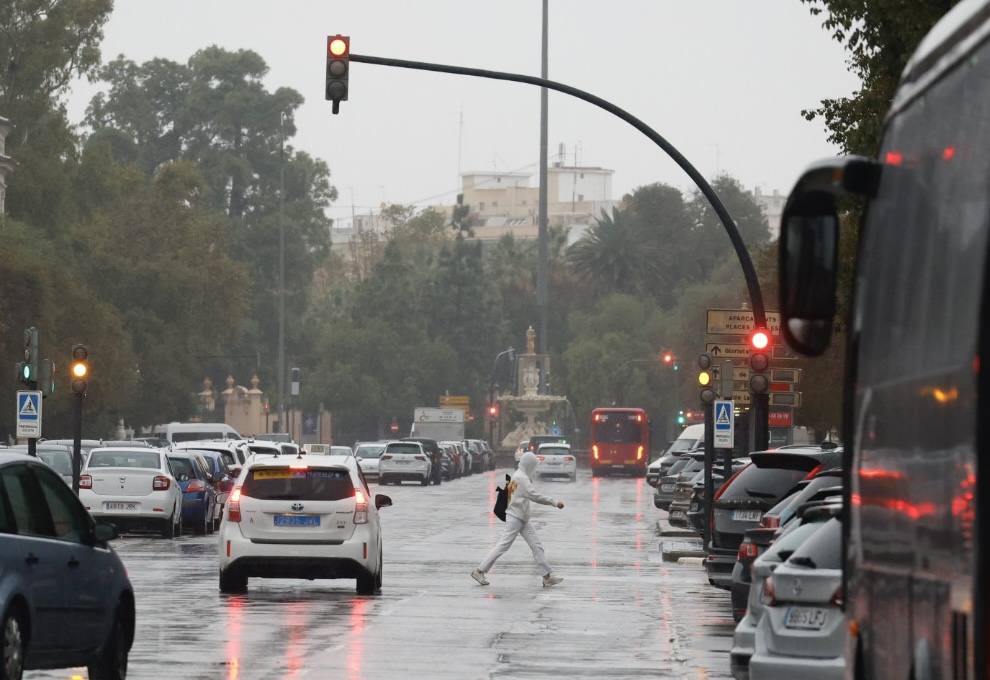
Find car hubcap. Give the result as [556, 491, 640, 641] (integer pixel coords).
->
[4, 615, 24, 679]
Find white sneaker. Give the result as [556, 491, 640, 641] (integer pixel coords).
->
[543, 573, 563, 587]
[471, 568, 490, 586]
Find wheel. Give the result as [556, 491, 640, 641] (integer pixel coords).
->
[356, 570, 376, 595]
[175, 514, 183, 537]
[219, 569, 248, 594]
[160, 514, 176, 539]
[420, 476, 429, 486]
[197, 508, 210, 536]
[87, 608, 129, 680]
[2, 605, 26, 680]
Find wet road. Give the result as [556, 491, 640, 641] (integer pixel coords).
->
[34, 469, 734, 679]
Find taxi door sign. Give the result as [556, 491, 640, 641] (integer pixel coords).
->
[713, 399, 733, 449]
[16, 390, 43, 439]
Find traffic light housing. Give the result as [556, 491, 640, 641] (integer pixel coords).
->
[17, 327, 38, 388]
[676, 410, 686, 426]
[488, 403, 499, 419]
[326, 34, 350, 114]
[70, 344, 89, 394]
[749, 329, 770, 394]
[662, 351, 673, 365]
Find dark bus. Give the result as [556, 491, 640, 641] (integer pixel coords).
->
[777, 4, 990, 678]
[589, 407, 650, 477]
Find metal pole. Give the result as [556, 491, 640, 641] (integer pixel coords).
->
[703, 400, 715, 552]
[348, 53, 767, 327]
[27, 438, 36, 457]
[277, 114, 287, 433]
[536, 0, 549, 365]
[72, 393, 83, 496]
[754, 393, 769, 451]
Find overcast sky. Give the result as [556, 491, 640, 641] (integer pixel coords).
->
[65, 1, 858, 227]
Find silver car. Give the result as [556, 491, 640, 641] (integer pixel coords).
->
[749, 517, 845, 680]
[354, 442, 386, 479]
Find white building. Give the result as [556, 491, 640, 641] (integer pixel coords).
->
[753, 187, 786, 239]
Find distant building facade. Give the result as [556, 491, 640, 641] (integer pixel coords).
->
[0, 117, 14, 215]
[753, 187, 786, 239]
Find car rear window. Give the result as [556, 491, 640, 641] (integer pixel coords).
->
[718, 464, 807, 502]
[668, 438, 699, 453]
[89, 451, 161, 469]
[241, 467, 354, 501]
[540, 447, 570, 456]
[356, 446, 385, 458]
[168, 457, 197, 479]
[385, 443, 422, 456]
[786, 517, 842, 570]
[171, 431, 225, 442]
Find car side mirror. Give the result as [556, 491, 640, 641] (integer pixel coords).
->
[780, 156, 880, 356]
[375, 494, 393, 510]
[94, 522, 118, 543]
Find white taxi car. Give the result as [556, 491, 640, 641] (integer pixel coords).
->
[80, 447, 184, 537]
[218, 454, 392, 594]
[378, 441, 431, 486]
[535, 443, 577, 481]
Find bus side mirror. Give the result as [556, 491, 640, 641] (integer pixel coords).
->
[779, 156, 880, 356]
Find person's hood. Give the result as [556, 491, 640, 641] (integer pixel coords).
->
[519, 451, 539, 478]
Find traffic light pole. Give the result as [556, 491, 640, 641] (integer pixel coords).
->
[347, 52, 768, 328]
[754, 393, 769, 451]
[702, 400, 715, 552]
[72, 392, 83, 495]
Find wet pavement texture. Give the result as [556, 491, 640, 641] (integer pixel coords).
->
[33, 470, 735, 679]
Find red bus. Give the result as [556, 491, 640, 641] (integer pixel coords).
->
[589, 407, 650, 477]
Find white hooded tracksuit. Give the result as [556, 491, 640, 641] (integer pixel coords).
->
[478, 452, 558, 576]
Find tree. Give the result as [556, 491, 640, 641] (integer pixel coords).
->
[567, 207, 661, 297]
[801, 0, 958, 155]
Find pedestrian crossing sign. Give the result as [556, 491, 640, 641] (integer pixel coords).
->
[16, 390, 43, 438]
[713, 399, 733, 449]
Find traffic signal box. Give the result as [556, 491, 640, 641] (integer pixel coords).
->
[326, 35, 350, 114]
[70, 345, 89, 395]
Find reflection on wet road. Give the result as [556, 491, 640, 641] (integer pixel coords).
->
[32, 470, 733, 679]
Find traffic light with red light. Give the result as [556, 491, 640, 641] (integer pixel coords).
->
[488, 403, 499, 419]
[326, 35, 350, 114]
[662, 352, 673, 365]
[749, 329, 770, 394]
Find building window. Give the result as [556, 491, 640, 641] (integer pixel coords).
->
[578, 194, 584, 202]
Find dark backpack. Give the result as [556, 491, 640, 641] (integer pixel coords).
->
[493, 474, 511, 521]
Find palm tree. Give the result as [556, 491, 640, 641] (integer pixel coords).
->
[567, 207, 660, 296]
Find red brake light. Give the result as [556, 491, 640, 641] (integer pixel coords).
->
[354, 488, 368, 524]
[760, 514, 781, 529]
[803, 464, 823, 480]
[636, 445, 644, 460]
[186, 479, 207, 493]
[714, 464, 749, 500]
[737, 542, 759, 560]
[381, 454, 393, 461]
[414, 455, 427, 461]
[592, 445, 599, 460]
[564, 456, 574, 462]
[761, 576, 777, 606]
[354, 489, 366, 504]
[153, 476, 171, 491]
[228, 485, 242, 522]
[79, 474, 92, 490]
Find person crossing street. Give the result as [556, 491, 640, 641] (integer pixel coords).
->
[471, 451, 565, 587]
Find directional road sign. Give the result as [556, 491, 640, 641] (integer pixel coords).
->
[706, 309, 781, 336]
[770, 392, 802, 407]
[16, 390, 42, 438]
[705, 343, 750, 360]
[733, 391, 752, 405]
[714, 400, 734, 448]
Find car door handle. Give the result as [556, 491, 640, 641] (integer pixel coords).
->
[68, 557, 80, 568]
[25, 553, 39, 565]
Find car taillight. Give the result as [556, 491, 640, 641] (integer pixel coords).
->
[760, 514, 781, 529]
[592, 445, 599, 460]
[381, 454, 392, 461]
[637, 445, 644, 460]
[153, 476, 171, 491]
[803, 464, 823, 480]
[79, 474, 92, 490]
[831, 583, 844, 608]
[354, 489, 368, 524]
[227, 486, 242, 522]
[186, 479, 207, 493]
[761, 576, 777, 606]
[414, 455, 427, 462]
[564, 456, 574, 462]
[714, 463, 749, 500]
[737, 542, 759, 560]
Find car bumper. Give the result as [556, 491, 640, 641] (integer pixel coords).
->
[730, 614, 758, 680]
[219, 522, 375, 576]
[705, 548, 736, 589]
[747, 651, 844, 680]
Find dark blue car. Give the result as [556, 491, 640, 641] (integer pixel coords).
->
[167, 454, 217, 536]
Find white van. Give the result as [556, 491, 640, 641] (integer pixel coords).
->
[154, 422, 241, 444]
[646, 424, 704, 486]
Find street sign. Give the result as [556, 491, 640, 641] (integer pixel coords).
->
[770, 392, 802, 407]
[770, 382, 795, 393]
[705, 343, 750, 360]
[706, 309, 781, 336]
[772, 343, 800, 360]
[732, 391, 752, 405]
[770, 368, 801, 383]
[713, 400, 734, 448]
[550, 424, 562, 436]
[16, 390, 42, 438]
[769, 409, 793, 428]
[733, 367, 750, 381]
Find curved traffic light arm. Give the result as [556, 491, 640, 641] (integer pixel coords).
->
[348, 52, 768, 328]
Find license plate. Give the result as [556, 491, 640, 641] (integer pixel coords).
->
[784, 607, 829, 630]
[397, 460, 411, 465]
[661, 483, 675, 492]
[732, 509, 762, 522]
[274, 514, 320, 528]
[611, 465, 624, 469]
[546, 459, 561, 465]
[104, 502, 137, 511]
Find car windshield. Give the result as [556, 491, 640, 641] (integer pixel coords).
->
[171, 431, 225, 442]
[356, 446, 385, 458]
[241, 467, 354, 501]
[786, 517, 842, 570]
[37, 449, 72, 475]
[89, 451, 161, 469]
[386, 443, 422, 455]
[718, 464, 808, 502]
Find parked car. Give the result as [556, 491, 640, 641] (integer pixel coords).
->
[705, 447, 843, 589]
[749, 517, 845, 680]
[667, 455, 704, 526]
[217, 453, 392, 595]
[379, 441, 432, 486]
[654, 456, 690, 509]
[535, 443, 577, 481]
[467, 439, 495, 470]
[330, 446, 353, 457]
[441, 441, 472, 476]
[647, 423, 704, 486]
[176, 440, 250, 478]
[0, 452, 135, 680]
[400, 438, 444, 485]
[167, 453, 219, 535]
[730, 506, 839, 680]
[80, 447, 184, 537]
[354, 442, 386, 480]
[154, 421, 241, 443]
[8, 444, 76, 487]
[463, 440, 486, 472]
[192, 448, 237, 530]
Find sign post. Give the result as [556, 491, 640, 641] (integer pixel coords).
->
[15, 391, 42, 440]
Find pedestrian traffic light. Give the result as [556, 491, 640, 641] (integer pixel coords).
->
[326, 34, 350, 114]
[70, 344, 89, 394]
